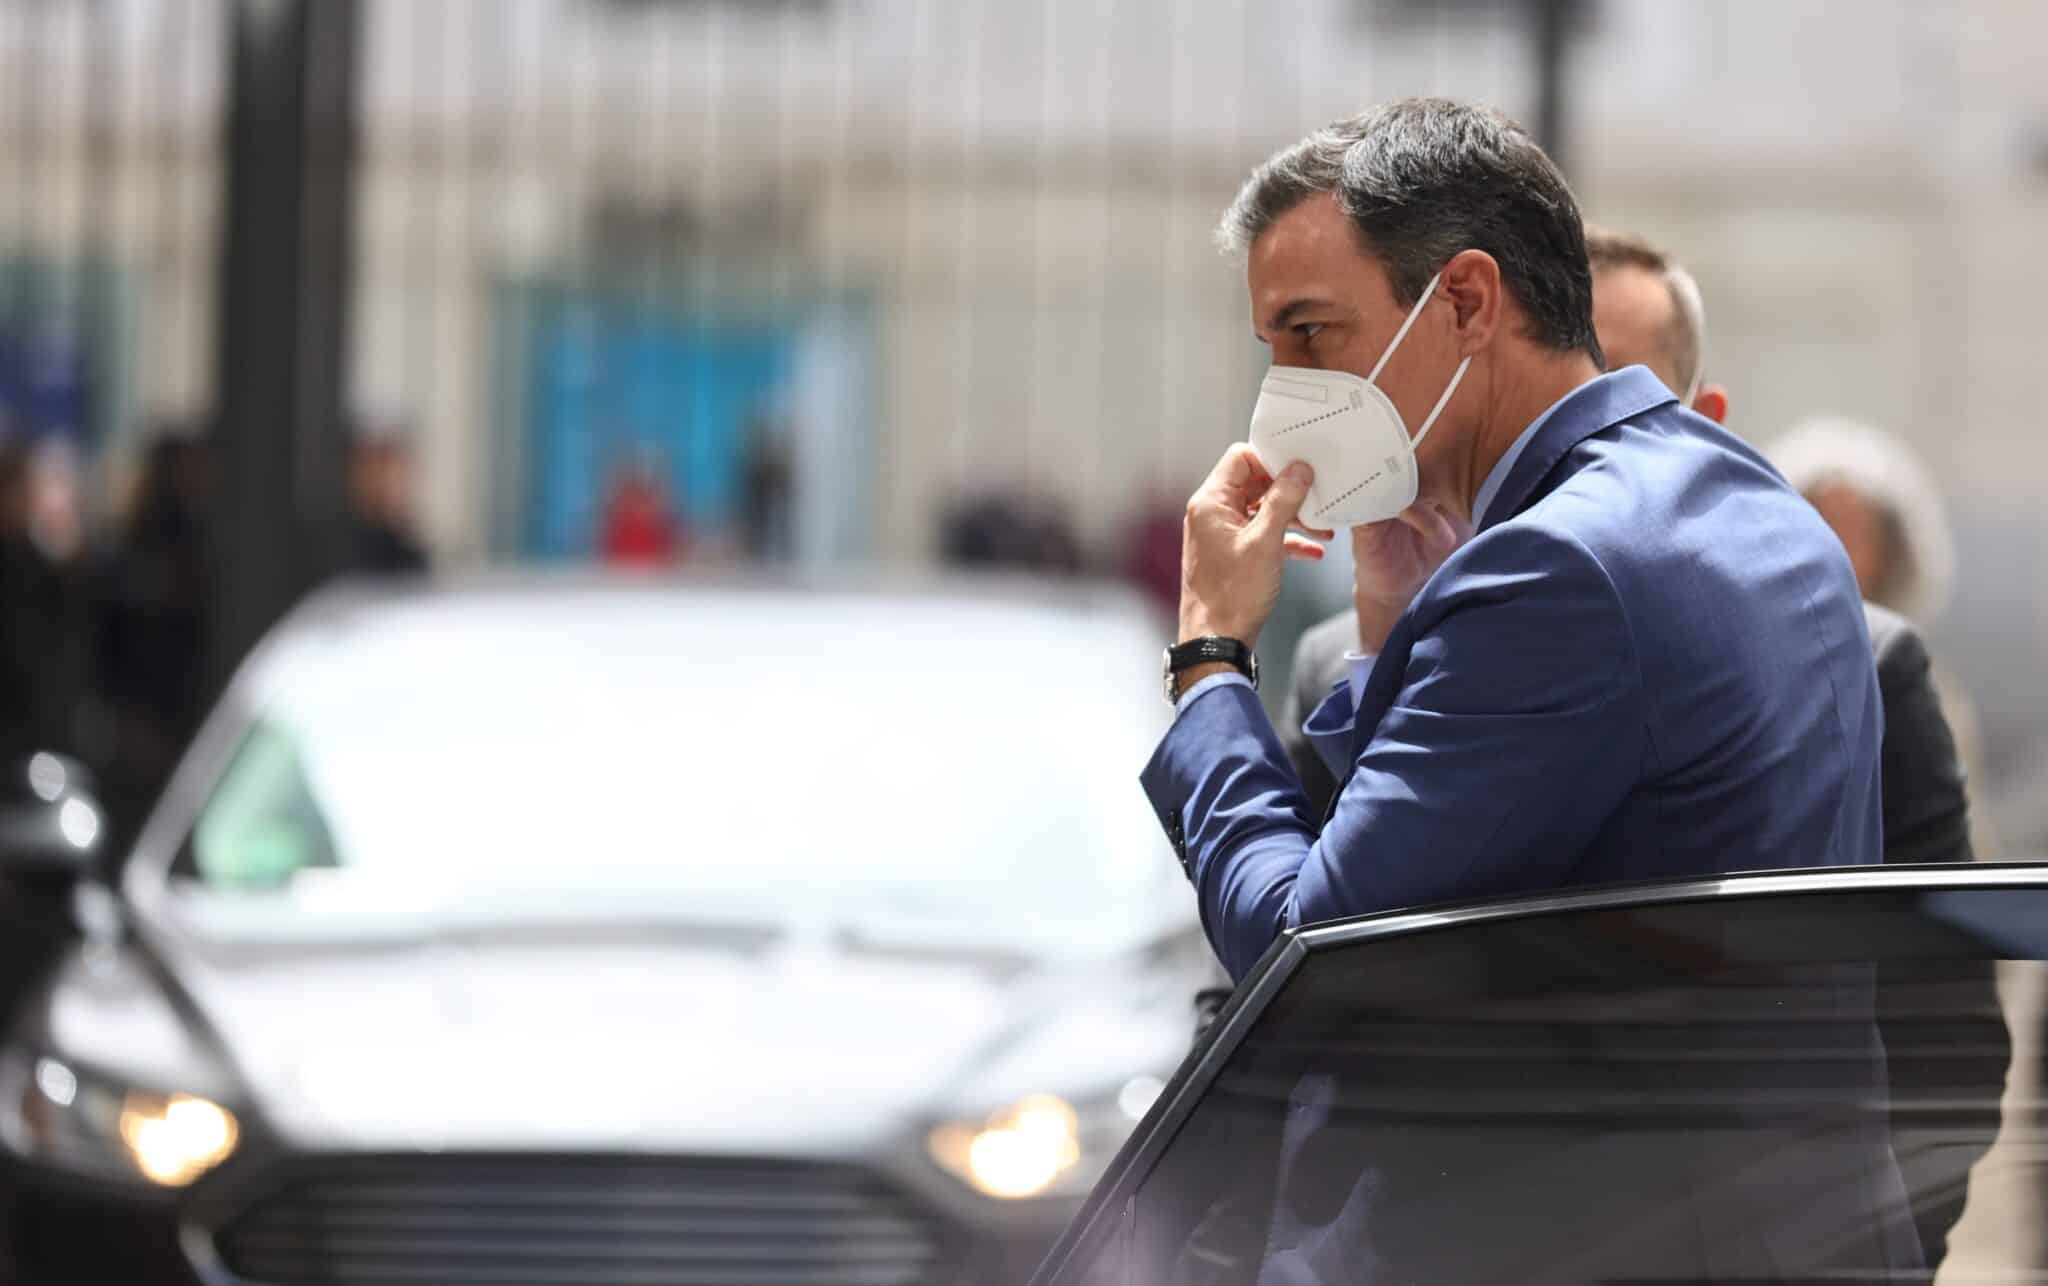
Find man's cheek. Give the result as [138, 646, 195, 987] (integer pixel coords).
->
[1326, 334, 1381, 382]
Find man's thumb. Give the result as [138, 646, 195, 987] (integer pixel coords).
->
[1251, 462, 1314, 542]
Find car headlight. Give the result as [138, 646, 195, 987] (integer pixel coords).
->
[927, 1079, 1165, 1201]
[0, 1051, 239, 1188]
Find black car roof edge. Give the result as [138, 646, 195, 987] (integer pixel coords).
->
[1292, 861, 2048, 957]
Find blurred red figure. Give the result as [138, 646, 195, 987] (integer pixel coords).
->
[598, 465, 684, 565]
[1119, 494, 1187, 619]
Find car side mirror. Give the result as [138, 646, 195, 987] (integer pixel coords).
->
[0, 753, 110, 882]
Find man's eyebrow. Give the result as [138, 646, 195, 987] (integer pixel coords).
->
[1260, 296, 1337, 336]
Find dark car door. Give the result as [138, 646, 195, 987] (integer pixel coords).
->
[1033, 866, 2044, 1285]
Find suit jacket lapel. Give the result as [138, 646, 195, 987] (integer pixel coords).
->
[1476, 366, 1676, 535]
[1326, 367, 1678, 811]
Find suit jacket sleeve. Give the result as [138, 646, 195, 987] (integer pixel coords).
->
[1868, 607, 1973, 865]
[1143, 528, 1646, 981]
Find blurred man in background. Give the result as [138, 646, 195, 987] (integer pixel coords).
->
[96, 432, 213, 835]
[1581, 230, 2006, 1267]
[1586, 233, 1976, 873]
[0, 434, 93, 738]
[939, 489, 1084, 575]
[0, 438, 96, 764]
[345, 430, 429, 576]
[740, 414, 796, 563]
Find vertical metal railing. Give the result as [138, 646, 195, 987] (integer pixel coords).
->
[1, 0, 1585, 575]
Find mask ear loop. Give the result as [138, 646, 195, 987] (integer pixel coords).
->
[1410, 356, 1472, 450]
[1366, 270, 1445, 385]
[1368, 269, 1468, 451]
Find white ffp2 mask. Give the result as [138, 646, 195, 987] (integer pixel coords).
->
[1246, 271, 1471, 528]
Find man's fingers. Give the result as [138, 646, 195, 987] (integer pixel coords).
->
[1197, 443, 1273, 516]
[1396, 501, 1466, 552]
[1283, 534, 1327, 562]
[1247, 503, 1329, 542]
[1414, 501, 1470, 550]
[1353, 515, 1403, 549]
[1247, 462, 1314, 546]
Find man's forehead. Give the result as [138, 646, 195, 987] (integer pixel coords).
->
[1246, 193, 1388, 320]
[1249, 192, 1353, 267]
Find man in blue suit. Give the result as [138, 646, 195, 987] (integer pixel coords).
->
[1145, 100, 1913, 1284]
[1149, 98, 1883, 984]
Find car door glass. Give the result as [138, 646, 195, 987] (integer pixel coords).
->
[1040, 885, 2048, 1285]
[188, 720, 340, 888]
[1059, 1198, 1134, 1286]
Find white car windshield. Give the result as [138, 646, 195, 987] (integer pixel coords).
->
[176, 586, 1186, 958]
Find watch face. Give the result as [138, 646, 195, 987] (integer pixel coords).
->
[1161, 646, 1178, 705]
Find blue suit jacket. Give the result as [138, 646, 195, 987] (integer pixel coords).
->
[1144, 367, 1884, 981]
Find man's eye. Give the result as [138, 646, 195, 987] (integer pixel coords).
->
[1294, 322, 1325, 342]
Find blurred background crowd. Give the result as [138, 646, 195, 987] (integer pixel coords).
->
[0, 0, 2044, 847]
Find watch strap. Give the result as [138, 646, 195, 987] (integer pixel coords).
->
[1167, 636, 1257, 688]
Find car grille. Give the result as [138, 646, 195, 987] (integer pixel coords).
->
[210, 1156, 960, 1286]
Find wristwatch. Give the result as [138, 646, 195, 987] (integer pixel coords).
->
[1162, 637, 1258, 704]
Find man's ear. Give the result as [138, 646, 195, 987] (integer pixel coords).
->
[1440, 248, 1502, 354]
[1691, 383, 1729, 425]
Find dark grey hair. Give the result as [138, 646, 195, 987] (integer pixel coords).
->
[1218, 98, 1603, 365]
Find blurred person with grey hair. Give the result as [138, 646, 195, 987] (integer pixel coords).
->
[1768, 417, 1956, 626]
[1766, 418, 1993, 853]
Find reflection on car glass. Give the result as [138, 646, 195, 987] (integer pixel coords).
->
[191, 720, 340, 888]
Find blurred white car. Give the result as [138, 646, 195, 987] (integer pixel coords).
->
[0, 574, 1214, 1286]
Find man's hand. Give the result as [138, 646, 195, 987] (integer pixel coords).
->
[1178, 446, 1330, 647]
[1351, 501, 1471, 652]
